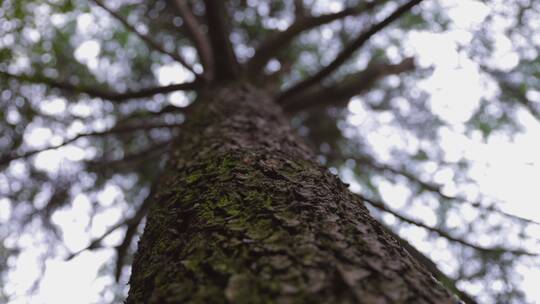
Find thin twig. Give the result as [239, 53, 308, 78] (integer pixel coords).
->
[114, 176, 162, 281]
[359, 194, 537, 256]
[65, 180, 156, 263]
[0, 123, 182, 166]
[355, 154, 540, 226]
[65, 220, 126, 261]
[85, 140, 173, 169]
[113, 103, 193, 129]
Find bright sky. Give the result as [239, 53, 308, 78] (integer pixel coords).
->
[3, 0, 540, 303]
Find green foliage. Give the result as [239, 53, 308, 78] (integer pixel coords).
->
[0, 0, 539, 303]
[399, 12, 428, 30]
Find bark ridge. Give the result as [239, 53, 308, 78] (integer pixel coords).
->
[127, 84, 459, 304]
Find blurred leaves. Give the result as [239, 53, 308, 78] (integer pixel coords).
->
[0, 0, 539, 303]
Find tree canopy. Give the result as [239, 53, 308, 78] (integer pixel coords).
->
[0, 0, 539, 303]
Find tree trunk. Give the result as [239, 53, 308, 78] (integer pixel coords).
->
[127, 83, 459, 304]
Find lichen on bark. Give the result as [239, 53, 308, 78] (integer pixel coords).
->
[127, 84, 459, 303]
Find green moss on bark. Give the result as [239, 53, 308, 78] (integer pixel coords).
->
[127, 84, 459, 304]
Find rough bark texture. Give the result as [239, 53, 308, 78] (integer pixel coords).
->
[127, 84, 459, 303]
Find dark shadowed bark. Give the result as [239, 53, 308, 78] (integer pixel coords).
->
[127, 84, 459, 303]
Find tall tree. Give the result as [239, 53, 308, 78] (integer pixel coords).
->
[1, 0, 539, 303]
[127, 84, 459, 303]
[125, 0, 462, 300]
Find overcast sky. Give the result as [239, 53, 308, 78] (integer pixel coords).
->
[2, 0, 540, 303]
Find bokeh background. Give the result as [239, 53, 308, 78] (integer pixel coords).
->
[1, 0, 540, 303]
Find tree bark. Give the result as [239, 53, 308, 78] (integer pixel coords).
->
[127, 83, 459, 303]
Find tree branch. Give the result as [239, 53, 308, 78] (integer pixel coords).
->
[359, 194, 537, 256]
[497, 78, 540, 120]
[112, 104, 193, 129]
[114, 178, 161, 281]
[293, 0, 308, 20]
[1, 70, 200, 101]
[202, 0, 240, 81]
[279, 0, 424, 101]
[65, 180, 156, 265]
[173, 0, 214, 79]
[0, 123, 182, 167]
[281, 57, 415, 113]
[354, 154, 540, 226]
[85, 140, 173, 169]
[65, 220, 125, 261]
[91, 0, 200, 78]
[247, 2, 381, 75]
[380, 224, 478, 304]
[95, 81, 200, 101]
